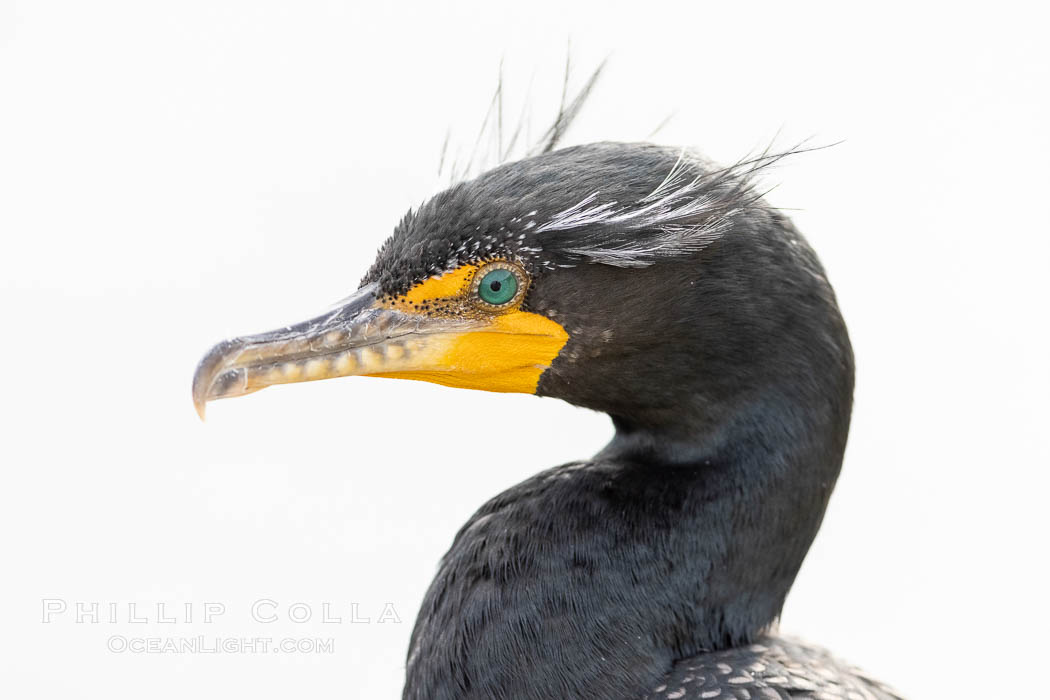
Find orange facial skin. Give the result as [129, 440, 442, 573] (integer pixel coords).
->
[374, 262, 569, 394]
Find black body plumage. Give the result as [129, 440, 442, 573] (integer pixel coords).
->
[361, 140, 895, 698]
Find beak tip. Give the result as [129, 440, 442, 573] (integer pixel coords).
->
[193, 338, 237, 422]
[192, 359, 214, 422]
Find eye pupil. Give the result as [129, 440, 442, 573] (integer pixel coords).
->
[478, 268, 518, 305]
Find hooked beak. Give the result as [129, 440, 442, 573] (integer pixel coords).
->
[191, 282, 568, 419]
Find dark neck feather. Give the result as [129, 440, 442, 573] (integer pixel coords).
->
[404, 367, 852, 700]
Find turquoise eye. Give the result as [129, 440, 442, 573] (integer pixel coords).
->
[478, 267, 519, 305]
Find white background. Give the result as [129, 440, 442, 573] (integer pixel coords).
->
[1, 2, 1047, 698]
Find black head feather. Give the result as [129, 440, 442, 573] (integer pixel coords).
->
[362, 141, 802, 295]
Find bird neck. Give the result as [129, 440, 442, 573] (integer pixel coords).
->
[405, 373, 852, 699]
[594, 373, 850, 645]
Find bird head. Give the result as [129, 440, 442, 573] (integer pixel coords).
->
[193, 141, 851, 457]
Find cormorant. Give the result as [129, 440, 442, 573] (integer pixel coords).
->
[192, 124, 901, 698]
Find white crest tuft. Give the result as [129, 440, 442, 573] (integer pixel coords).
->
[533, 148, 759, 268]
